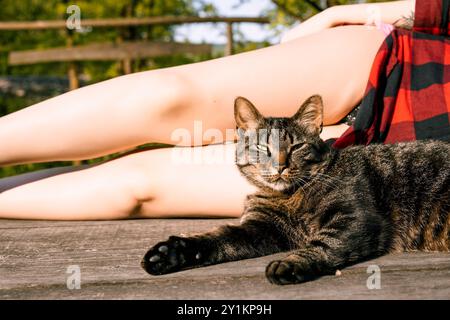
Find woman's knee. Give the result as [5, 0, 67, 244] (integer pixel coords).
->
[102, 149, 161, 203]
[137, 70, 197, 121]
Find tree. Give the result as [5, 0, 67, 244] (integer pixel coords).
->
[269, 0, 388, 25]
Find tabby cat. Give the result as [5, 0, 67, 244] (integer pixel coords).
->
[142, 95, 450, 285]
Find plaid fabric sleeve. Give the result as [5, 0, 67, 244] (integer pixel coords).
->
[414, 0, 449, 36]
[332, 0, 450, 149]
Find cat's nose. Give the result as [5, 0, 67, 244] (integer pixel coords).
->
[276, 166, 288, 175]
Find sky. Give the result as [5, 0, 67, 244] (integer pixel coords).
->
[174, 0, 285, 44]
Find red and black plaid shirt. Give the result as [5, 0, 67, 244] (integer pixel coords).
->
[333, 0, 450, 149]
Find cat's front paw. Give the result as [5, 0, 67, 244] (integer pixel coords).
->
[141, 236, 205, 275]
[266, 258, 315, 285]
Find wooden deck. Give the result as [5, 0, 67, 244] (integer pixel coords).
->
[0, 218, 449, 300]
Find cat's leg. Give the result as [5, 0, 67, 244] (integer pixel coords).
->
[142, 213, 291, 275]
[266, 245, 335, 285]
[266, 210, 385, 285]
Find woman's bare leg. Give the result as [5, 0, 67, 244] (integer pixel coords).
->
[0, 26, 384, 166]
[0, 144, 253, 219]
[0, 124, 347, 220]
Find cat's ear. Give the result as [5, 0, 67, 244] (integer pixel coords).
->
[234, 97, 265, 130]
[292, 95, 323, 135]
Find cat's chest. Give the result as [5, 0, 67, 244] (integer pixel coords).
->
[246, 191, 306, 216]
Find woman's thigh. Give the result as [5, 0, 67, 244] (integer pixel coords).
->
[162, 25, 385, 145]
[134, 143, 256, 218]
[0, 144, 255, 219]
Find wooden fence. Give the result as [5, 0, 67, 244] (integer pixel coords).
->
[2, 16, 270, 90]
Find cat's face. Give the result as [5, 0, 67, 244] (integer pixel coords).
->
[235, 95, 330, 193]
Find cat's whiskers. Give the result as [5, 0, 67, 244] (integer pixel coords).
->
[289, 176, 309, 194]
[310, 177, 338, 191]
[313, 173, 340, 186]
[314, 172, 341, 183]
[289, 172, 339, 193]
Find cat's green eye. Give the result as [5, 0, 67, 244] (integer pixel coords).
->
[290, 143, 307, 153]
[256, 144, 269, 154]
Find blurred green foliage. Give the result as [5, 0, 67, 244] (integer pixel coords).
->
[268, 0, 388, 26]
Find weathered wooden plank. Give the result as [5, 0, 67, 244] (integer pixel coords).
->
[225, 22, 234, 56]
[8, 41, 212, 65]
[0, 16, 270, 31]
[0, 219, 449, 299]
